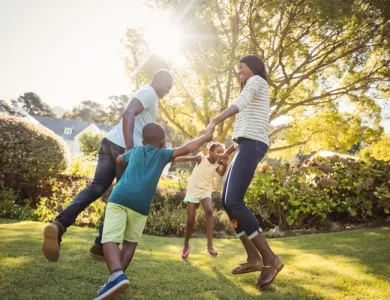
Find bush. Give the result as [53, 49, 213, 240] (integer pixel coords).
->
[0, 188, 35, 220]
[35, 176, 105, 227]
[0, 115, 70, 202]
[145, 193, 235, 237]
[247, 156, 390, 229]
[65, 155, 96, 178]
[79, 131, 105, 156]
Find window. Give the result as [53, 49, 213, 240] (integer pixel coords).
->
[64, 127, 73, 135]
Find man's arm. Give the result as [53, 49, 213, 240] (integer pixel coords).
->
[173, 155, 202, 164]
[172, 130, 213, 159]
[122, 98, 144, 151]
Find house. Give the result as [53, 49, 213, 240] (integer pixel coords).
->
[28, 116, 172, 174]
[32, 116, 113, 156]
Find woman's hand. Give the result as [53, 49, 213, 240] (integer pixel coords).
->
[206, 119, 217, 132]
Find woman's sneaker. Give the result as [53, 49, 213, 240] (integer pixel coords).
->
[94, 274, 130, 300]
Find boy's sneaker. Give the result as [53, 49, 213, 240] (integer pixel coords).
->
[94, 274, 129, 300]
[42, 221, 63, 262]
[89, 243, 105, 260]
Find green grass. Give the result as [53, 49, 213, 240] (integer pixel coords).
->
[0, 219, 389, 300]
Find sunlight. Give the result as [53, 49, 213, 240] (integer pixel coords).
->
[144, 18, 183, 60]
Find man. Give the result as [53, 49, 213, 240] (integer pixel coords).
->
[42, 69, 173, 262]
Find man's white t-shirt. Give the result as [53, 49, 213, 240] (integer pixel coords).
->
[105, 86, 159, 148]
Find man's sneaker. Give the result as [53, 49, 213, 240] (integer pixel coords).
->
[89, 243, 105, 260]
[42, 221, 63, 262]
[94, 274, 129, 300]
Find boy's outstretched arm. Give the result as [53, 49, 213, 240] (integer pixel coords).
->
[173, 155, 202, 164]
[173, 129, 213, 159]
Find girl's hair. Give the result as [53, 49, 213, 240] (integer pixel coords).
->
[208, 142, 223, 152]
[239, 55, 267, 90]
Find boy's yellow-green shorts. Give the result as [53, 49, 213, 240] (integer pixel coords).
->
[102, 203, 147, 244]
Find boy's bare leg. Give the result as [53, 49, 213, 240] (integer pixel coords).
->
[103, 242, 122, 272]
[201, 197, 214, 250]
[121, 241, 138, 272]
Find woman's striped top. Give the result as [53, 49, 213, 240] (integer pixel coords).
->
[231, 75, 270, 146]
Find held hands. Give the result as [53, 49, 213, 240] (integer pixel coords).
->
[204, 126, 214, 142]
[218, 153, 229, 165]
[206, 119, 217, 132]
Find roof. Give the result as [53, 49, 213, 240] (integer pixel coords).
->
[95, 122, 114, 133]
[33, 116, 92, 140]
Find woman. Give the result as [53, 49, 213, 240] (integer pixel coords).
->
[207, 55, 283, 290]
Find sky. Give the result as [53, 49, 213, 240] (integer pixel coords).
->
[0, 0, 148, 109]
[1, 0, 389, 131]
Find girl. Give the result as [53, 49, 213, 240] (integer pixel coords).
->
[206, 55, 284, 290]
[174, 143, 227, 259]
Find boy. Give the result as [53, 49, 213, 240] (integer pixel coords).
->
[95, 122, 213, 300]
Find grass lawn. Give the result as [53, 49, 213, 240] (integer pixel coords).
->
[0, 219, 389, 300]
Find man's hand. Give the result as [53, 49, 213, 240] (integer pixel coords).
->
[206, 119, 217, 132]
[204, 126, 214, 142]
[125, 142, 134, 152]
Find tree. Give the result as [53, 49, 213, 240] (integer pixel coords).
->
[11, 92, 55, 117]
[360, 135, 390, 163]
[105, 95, 129, 124]
[269, 109, 383, 157]
[63, 100, 107, 123]
[0, 100, 13, 114]
[124, 0, 389, 151]
[79, 131, 105, 156]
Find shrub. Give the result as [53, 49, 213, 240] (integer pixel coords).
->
[0, 188, 35, 220]
[145, 195, 235, 237]
[79, 131, 105, 156]
[0, 115, 70, 201]
[247, 156, 390, 229]
[65, 155, 96, 178]
[35, 177, 105, 227]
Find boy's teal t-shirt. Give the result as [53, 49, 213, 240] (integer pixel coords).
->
[108, 145, 174, 215]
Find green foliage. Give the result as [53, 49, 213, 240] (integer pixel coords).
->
[368, 136, 390, 163]
[79, 131, 105, 156]
[36, 194, 105, 228]
[247, 156, 390, 228]
[0, 188, 35, 220]
[11, 92, 55, 117]
[0, 115, 70, 201]
[125, 0, 389, 147]
[63, 96, 128, 124]
[34, 172, 104, 227]
[158, 171, 190, 190]
[65, 155, 97, 178]
[145, 190, 235, 237]
[273, 110, 383, 156]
